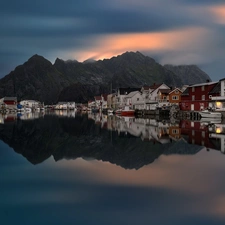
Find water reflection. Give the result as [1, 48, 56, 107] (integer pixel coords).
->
[1, 111, 225, 225]
[0, 110, 224, 168]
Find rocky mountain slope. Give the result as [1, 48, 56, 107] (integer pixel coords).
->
[0, 51, 211, 103]
[164, 64, 211, 85]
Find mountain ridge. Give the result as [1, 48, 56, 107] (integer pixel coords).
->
[0, 51, 211, 103]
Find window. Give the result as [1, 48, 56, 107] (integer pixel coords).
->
[202, 95, 205, 100]
[192, 87, 195, 92]
[172, 96, 179, 100]
[137, 98, 139, 101]
[172, 129, 179, 134]
[192, 95, 195, 101]
[202, 86, 205, 91]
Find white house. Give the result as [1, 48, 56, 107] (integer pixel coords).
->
[123, 91, 144, 110]
[141, 83, 170, 110]
[116, 87, 140, 108]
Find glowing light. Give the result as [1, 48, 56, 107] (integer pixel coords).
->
[216, 102, 222, 108]
[216, 127, 222, 134]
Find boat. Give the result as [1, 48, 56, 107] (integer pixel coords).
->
[199, 110, 222, 118]
[120, 106, 135, 116]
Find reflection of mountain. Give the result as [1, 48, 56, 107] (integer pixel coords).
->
[0, 114, 201, 169]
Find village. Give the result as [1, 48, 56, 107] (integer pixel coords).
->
[1, 78, 225, 120]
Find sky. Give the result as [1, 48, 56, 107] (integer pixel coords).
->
[1, 0, 225, 81]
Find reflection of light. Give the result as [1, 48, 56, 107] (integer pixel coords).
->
[216, 102, 222, 108]
[216, 127, 222, 133]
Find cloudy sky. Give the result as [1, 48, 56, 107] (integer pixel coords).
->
[1, 0, 225, 80]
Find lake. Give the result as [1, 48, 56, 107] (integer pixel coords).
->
[1, 111, 225, 225]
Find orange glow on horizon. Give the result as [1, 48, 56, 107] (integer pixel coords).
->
[69, 26, 211, 63]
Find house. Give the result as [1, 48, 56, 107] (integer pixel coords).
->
[123, 91, 144, 110]
[101, 94, 108, 110]
[208, 78, 225, 111]
[107, 93, 117, 109]
[180, 81, 218, 111]
[20, 100, 43, 109]
[94, 96, 102, 109]
[168, 88, 183, 105]
[88, 100, 95, 109]
[116, 87, 140, 108]
[0, 97, 17, 111]
[141, 83, 171, 110]
[157, 88, 170, 106]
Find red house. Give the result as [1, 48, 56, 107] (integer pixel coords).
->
[180, 81, 218, 111]
[1, 97, 17, 111]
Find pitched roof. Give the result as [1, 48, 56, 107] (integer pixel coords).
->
[169, 88, 182, 94]
[158, 89, 171, 94]
[124, 91, 140, 98]
[189, 81, 217, 87]
[118, 87, 140, 95]
[142, 83, 163, 90]
[149, 83, 163, 89]
[209, 82, 221, 94]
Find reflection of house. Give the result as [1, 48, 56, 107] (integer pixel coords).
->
[0, 113, 17, 123]
[180, 81, 218, 111]
[180, 120, 214, 148]
[169, 125, 181, 140]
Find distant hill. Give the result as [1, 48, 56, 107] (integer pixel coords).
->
[0, 51, 211, 103]
[164, 64, 211, 85]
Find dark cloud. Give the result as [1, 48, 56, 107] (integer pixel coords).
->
[1, 0, 225, 80]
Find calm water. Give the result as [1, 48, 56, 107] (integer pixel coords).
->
[1, 111, 225, 225]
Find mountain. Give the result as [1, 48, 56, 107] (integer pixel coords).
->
[0, 55, 70, 104]
[0, 51, 211, 103]
[164, 64, 211, 85]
